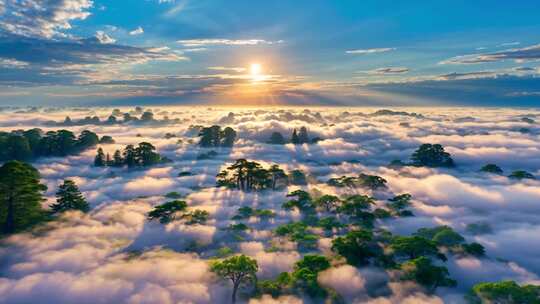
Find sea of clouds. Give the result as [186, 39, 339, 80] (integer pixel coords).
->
[0, 106, 539, 303]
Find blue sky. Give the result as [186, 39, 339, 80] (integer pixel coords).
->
[1, 0, 539, 106]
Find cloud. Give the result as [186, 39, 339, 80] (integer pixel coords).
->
[358, 67, 410, 75]
[0, 58, 29, 69]
[177, 39, 283, 47]
[95, 31, 116, 44]
[129, 27, 144, 36]
[440, 43, 540, 64]
[0, 0, 94, 38]
[208, 66, 247, 73]
[346, 48, 395, 55]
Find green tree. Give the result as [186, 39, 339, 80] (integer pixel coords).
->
[400, 256, 456, 293]
[298, 127, 309, 144]
[390, 236, 444, 260]
[268, 132, 286, 145]
[51, 180, 89, 213]
[480, 164, 503, 175]
[76, 130, 99, 151]
[136, 142, 161, 166]
[415, 226, 465, 247]
[469, 281, 540, 304]
[147, 200, 188, 224]
[94, 147, 106, 167]
[6, 135, 32, 160]
[0, 161, 47, 234]
[288, 169, 307, 185]
[221, 127, 237, 147]
[268, 164, 287, 190]
[123, 144, 138, 167]
[508, 170, 535, 180]
[291, 255, 331, 297]
[332, 230, 377, 266]
[183, 209, 209, 225]
[411, 143, 455, 168]
[211, 255, 258, 304]
[112, 150, 123, 167]
[315, 195, 341, 212]
[291, 129, 299, 144]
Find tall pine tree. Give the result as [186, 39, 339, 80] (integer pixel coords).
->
[94, 147, 106, 167]
[51, 180, 89, 213]
[0, 161, 47, 234]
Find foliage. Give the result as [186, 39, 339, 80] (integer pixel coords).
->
[288, 169, 307, 185]
[95, 142, 167, 168]
[411, 143, 455, 167]
[268, 132, 286, 145]
[275, 222, 318, 248]
[183, 209, 209, 225]
[51, 180, 89, 213]
[282, 190, 315, 212]
[147, 200, 188, 224]
[462, 243, 486, 257]
[387, 193, 413, 217]
[211, 255, 258, 304]
[327, 173, 387, 190]
[217, 160, 287, 192]
[199, 125, 237, 147]
[480, 164, 504, 175]
[0, 161, 47, 234]
[331, 230, 378, 266]
[390, 236, 444, 260]
[508, 170, 536, 180]
[0, 129, 104, 161]
[317, 217, 345, 231]
[314, 195, 342, 212]
[415, 226, 465, 246]
[291, 255, 331, 297]
[400, 256, 456, 292]
[468, 280, 540, 304]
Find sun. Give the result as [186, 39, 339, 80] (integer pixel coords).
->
[249, 63, 264, 81]
[250, 63, 262, 76]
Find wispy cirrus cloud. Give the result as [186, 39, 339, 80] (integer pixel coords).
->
[0, 58, 29, 69]
[357, 67, 409, 75]
[207, 66, 246, 73]
[440, 43, 540, 64]
[177, 39, 283, 47]
[346, 47, 395, 55]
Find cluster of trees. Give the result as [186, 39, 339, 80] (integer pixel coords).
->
[480, 164, 536, 180]
[216, 160, 290, 191]
[94, 142, 170, 168]
[468, 280, 540, 304]
[327, 173, 387, 190]
[147, 200, 209, 225]
[51, 109, 182, 126]
[0, 161, 89, 234]
[267, 127, 322, 145]
[391, 143, 455, 168]
[0, 128, 111, 161]
[199, 125, 237, 147]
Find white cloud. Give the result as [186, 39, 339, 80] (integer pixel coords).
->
[0, 0, 94, 38]
[95, 31, 117, 44]
[129, 27, 144, 36]
[177, 39, 283, 47]
[346, 47, 395, 54]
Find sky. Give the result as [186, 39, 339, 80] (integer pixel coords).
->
[1, 0, 540, 106]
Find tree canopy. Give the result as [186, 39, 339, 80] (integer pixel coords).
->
[411, 144, 455, 167]
[51, 180, 90, 213]
[0, 129, 106, 161]
[0, 161, 47, 234]
[211, 255, 258, 304]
